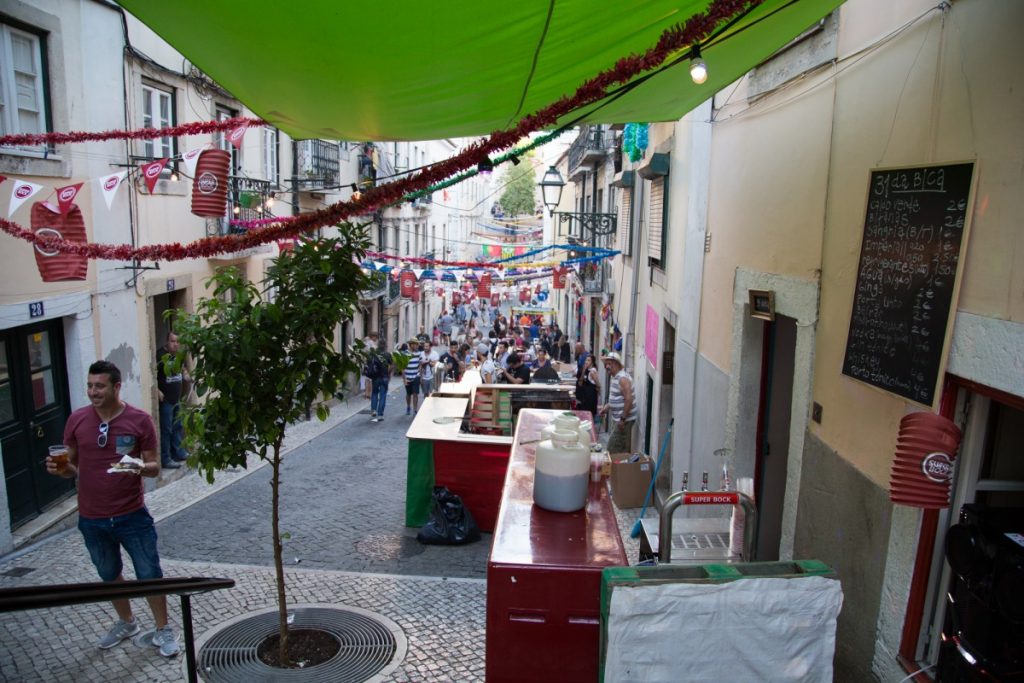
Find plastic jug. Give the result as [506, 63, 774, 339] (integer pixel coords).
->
[541, 412, 581, 442]
[577, 420, 592, 448]
[534, 429, 590, 512]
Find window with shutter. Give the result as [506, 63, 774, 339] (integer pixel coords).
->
[0, 23, 48, 149]
[648, 177, 665, 264]
[619, 188, 632, 255]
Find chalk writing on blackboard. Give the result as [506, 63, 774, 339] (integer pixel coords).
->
[842, 163, 974, 405]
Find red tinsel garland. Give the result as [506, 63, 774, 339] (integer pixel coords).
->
[0, 0, 760, 262]
[0, 116, 264, 147]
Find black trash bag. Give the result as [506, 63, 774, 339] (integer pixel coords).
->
[416, 486, 481, 545]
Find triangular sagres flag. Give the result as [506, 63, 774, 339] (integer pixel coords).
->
[55, 183, 83, 215]
[9, 180, 43, 216]
[412, 268, 425, 281]
[227, 123, 248, 150]
[140, 158, 169, 193]
[181, 144, 211, 176]
[98, 171, 127, 210]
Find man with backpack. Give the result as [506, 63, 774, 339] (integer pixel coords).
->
[364, 335, 392, 423]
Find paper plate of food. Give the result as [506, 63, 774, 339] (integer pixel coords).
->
[107, 455, 144, 474]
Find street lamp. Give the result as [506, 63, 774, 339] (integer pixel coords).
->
[538, 166, 565, 212]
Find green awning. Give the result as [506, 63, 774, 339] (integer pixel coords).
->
[117, 1, 842, 142]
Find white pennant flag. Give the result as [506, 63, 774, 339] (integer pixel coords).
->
[97, 171, 128, 210]
[412, 268, 425, 281]
[8, 180, 43, 216]
[181, 144, 211, 177]
[374, 261, 388, 271]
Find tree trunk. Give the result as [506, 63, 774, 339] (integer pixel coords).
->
[270, 438, 290, 666]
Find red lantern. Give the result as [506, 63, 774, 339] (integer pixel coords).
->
[519, 287, 530, 303]
[31, 202, 87, 281]
[452, 291, 462, 306]
[190, 149, 231, 217]
[889, 412, 962, 509]
[552, 266, 567, 289]
[477, 272, 492, 298]
[491, 293, 500, 306]
[400, 271, 417, 298]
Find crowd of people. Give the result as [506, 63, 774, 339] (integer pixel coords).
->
[359, 308, 637, 455]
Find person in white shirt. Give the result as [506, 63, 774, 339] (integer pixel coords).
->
[419, 341, 440, 397]
[476, 343, 497, 384]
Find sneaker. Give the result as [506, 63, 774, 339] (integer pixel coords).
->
[149, 626, 180, 658]
[98, 618, 140, 649]
[172, 453, 189, 462]
[370, 417, 379, 423]
[406, 407, 411, 415]
[370, 411, 376, 419]
[161, 460, 181, 470]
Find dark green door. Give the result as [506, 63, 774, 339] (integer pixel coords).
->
[1, 320, 75, 527]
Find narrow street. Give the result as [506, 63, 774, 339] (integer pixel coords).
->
[156, 396, 492, 577]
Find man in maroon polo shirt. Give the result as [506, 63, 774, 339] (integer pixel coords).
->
[46, 360, 179, 657]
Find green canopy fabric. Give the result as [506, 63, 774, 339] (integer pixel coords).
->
[118, 0, 842, 142]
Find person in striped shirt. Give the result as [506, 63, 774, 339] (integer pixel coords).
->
[404, 339, 422, 415]
[599, 352, 637, 454]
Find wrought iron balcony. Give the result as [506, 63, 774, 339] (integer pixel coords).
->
[361, 270, 388, 300]
[553, 211, 617, 239]
[568, 125, 611, 180]
[384, 276, 402, 305]
[205, 177, 273, 239]
[580, 259, 606, 294]
[297, 139, 340, 189]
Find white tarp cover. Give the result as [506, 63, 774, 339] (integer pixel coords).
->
[604, 576, 843, 682]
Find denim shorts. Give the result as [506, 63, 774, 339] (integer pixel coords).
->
[78, 507, 163, 582]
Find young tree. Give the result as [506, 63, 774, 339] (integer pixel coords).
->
[497, 153, 538, 217]
[169, 228, 370, 667]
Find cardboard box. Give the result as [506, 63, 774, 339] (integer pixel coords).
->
[610, 455, 653, 508]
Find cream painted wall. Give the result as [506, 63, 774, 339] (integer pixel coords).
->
[813, 0, 1024, 486]
[699, 74, 834, 375]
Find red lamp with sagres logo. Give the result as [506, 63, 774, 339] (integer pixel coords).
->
[477, 272, 492, 298]
[190, 150, 231, 217]
[30, 202, 87, 281]
[890, 411, 962, 508]
[399, 270, 416, 298]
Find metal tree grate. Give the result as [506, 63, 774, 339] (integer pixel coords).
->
[198, 607, 400, 682]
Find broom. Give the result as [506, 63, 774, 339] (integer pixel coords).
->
[630, 417, 674, 539]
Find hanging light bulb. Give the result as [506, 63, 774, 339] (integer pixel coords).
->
[232, 205, 241, 215]
[352, 189, 362, 202]
[689, 45, 708, 85]
[477, 157, 494, 175]
[169, 171, 179, 182]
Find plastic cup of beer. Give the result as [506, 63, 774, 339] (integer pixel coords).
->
[48, 445, 69, 475]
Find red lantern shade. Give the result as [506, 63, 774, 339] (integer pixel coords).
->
[477, 272, 492, 298]
[552, 266, 567, 289]
[400, 271, 417, 298]
[31, 202, 87, 281]
[452, 291, 461, 306]
[191, 149, 231, 218]
[519, 287, 530, 303]
[890, 412, 962, 509]
[491, 293, 500, 306]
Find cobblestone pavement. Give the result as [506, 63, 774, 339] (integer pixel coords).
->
[154, 386, 492, 578]
[0, 383, 490, 682]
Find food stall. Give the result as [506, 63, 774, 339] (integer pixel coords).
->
[405, 373, 575, 532]
[486, 408, 625, 683]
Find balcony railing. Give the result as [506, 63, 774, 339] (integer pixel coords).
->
[297, 139, 340, 188]
[553, 211, 617, 239]
[205, 177, 272, 237]
[384, 276, 402, 305]
[568, 125, 611, 179]
[580, 259, 606, 293]
[361, 270, 388, 299]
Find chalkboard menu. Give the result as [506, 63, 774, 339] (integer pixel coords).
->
[842, 162, 974, 405]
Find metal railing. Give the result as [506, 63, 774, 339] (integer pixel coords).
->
[0, 576, 235, 683]
[297, 139, 340, 188]
[568, 125, 611, 174]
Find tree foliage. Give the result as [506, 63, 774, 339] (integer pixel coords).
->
[498, 152, 538, 217]
[168, 227, 370, 665]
